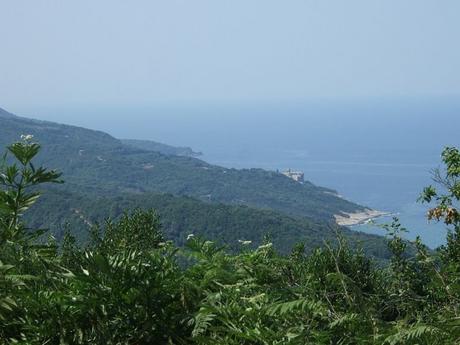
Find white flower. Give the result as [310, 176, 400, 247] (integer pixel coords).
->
[238, 240, 252, 245]
[20, 134, 34, 141]
[187, 234, 195, 240]
[257, 243, 273, 250]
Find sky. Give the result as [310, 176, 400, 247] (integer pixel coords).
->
[1, 0, 460, 112]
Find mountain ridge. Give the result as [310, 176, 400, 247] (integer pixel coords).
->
[121, 138, 202, 157]
[0, 107, 366, 222]
[0, 107, 394, 258]
[0, 107, 17, 118]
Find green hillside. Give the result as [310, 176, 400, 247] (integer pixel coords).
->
[0, 108, 366, 222]
[0, 107, 392, 259]
[26, 187, 391, 258]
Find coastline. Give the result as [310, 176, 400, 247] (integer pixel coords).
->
[334, 209, 391, 227]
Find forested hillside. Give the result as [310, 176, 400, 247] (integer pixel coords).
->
[27, 187, 391, 258]
[0, 108, 365, 222]
[0, 108, 393, 260]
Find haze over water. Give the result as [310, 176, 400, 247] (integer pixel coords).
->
[26, 97, 460, 249]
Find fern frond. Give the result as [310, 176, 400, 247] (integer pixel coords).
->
[267, 298, 326, 317]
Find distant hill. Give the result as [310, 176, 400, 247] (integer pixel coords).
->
[0, 107, 395, 258]
[0, 107, 366, 222]
[0, 107, 17, 119]
[121, 138, 202, 157]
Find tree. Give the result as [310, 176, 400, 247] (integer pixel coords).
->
[0, 134, 62, 245]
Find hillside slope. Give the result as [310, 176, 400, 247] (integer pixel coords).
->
[0, 108, 365, 222]
[26, 187, 391, 259]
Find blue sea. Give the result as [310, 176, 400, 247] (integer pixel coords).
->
[29, 97, 460, 248]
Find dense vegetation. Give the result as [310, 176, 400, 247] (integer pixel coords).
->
[25, 188, 391, 259]
[1, 107, 390, 257]
[2, 137, 460, 343]
[0, 108, 364, 222]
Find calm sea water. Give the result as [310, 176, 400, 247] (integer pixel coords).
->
[29, 98, 460, 248]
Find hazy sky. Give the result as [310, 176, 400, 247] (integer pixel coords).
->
[1, 0, 460, 110]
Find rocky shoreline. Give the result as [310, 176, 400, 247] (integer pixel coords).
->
[334, 209, 391, 227]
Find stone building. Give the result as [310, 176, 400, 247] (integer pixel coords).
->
[282, 169, 304, 183]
